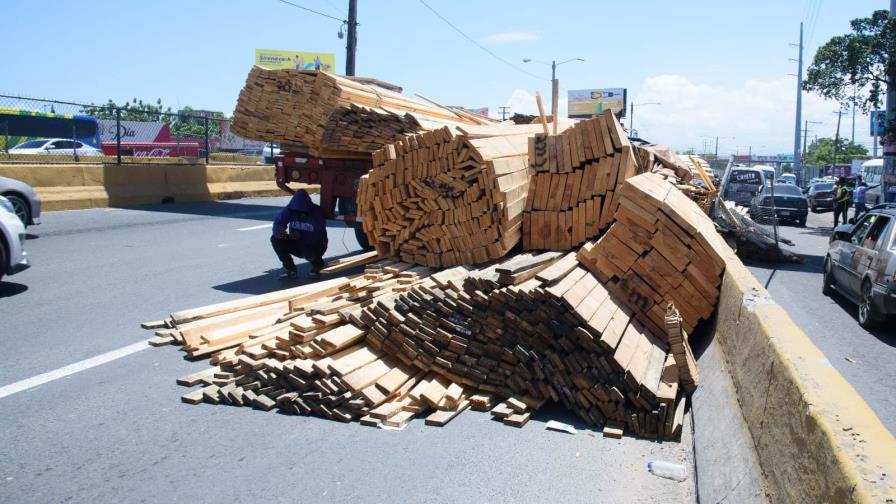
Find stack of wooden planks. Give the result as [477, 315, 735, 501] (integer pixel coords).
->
[148, 245, 696, 438]
[356, 124, 568, 268]
[577, 173, 727, 337]
[230, 66, 491, 157]
[355, 251, 690, 439]
[523, 113, 640, 251]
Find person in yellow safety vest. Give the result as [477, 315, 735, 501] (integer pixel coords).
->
[833, 177, 851, 227]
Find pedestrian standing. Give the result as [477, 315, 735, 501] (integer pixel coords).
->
[853, 181, 879, 218]
[833, 177, 851, 227]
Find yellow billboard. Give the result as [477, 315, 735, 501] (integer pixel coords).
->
[568, 88, 627, 119]
[254, 49, 336, 73]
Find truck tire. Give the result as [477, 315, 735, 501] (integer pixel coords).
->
[354, 223, 373, 251]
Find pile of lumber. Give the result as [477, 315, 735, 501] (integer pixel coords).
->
[357, 251, 690, 438]
[577, 173, 727, 336]
[146, 245, 696, 439]
[230, 66, 491, 156]
[356, 124, 565, 268]
[523, 113, 640, 251]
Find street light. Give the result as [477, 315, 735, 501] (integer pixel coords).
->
[629, 102, 660, 137]
[522, 57, 584, 119]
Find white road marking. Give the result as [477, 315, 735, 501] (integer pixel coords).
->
[237, 224, 271, 231]
[0, 339, 153, 400]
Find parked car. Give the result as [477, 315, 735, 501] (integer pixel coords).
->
[9, 138, 102, 156]
[0, 175, 41, 227]
[0, 195, 30, 282]
[807, 182, 836, 212]
[749, 183, 809, 226]
[261, 143, 281, 165]
[237, 148, 264, 157]
[823, 206, 896, 328]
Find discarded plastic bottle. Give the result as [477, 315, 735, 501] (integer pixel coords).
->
[647, 461, 688, 482]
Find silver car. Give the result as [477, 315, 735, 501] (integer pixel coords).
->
[0, 195, 29, 281]
[823, 205, 896, 328]
[0, 175, 42, 227]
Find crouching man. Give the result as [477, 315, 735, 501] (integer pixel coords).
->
[271, 189, 327, 280]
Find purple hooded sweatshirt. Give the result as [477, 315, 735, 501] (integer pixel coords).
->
[273, 190, 327, 245]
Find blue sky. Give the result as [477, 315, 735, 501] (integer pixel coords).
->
[1, 0, 887, 155]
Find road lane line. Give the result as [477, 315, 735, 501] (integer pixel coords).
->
[237, 224, 272, 231]
[0, 339, 153, 400]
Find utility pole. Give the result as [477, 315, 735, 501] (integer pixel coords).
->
[792, 22, 804, 178]
[498, 106, 510, 120]
[551, 60, 559, 131]
[345, 0, 358, 76]
[833, 109, 844, 167]
[715, 136, 719, 158]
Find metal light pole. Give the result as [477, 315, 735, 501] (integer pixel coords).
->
[522, 57, 584, 119]
[792, 22, 804, 181]
[629, 102, 660, 137]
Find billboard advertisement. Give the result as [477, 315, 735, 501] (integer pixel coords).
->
[567, 88, 626, 119]
[254, 49, 336, 72]
[871, 110, 886, 136]
[98, 119, 170, 143]
[219, 119, 265, 150]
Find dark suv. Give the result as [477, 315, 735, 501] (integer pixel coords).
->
[823, 205, 896, 328]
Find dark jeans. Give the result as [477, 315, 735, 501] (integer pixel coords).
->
[270, 236, 326, 272]
[833, 202, 849, 227]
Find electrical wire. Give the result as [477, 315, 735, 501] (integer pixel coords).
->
[275, 0, 344, 22]
[418, 0, 549, 82]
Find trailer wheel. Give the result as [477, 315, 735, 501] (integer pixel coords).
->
[354, 223, 373, 251]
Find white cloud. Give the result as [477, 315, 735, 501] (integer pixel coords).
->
[630, 74, 863, 156]
[503, 89, 567, 119]
[482, 31, 540, 43]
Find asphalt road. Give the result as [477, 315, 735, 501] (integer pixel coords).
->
[0, 197, 696, 504]
[744, 209, 896, 435]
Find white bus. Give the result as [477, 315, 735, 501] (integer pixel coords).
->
[861, 159, 884, 205]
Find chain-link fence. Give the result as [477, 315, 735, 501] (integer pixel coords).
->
[0, 94, 269, 165]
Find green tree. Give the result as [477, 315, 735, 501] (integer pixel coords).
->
[680, 148, 696, 155]
[803, 10, 896, 142]
[804, 137, 868, 166]
[781, 163, 793, 173]
[79, 99, 222, 138]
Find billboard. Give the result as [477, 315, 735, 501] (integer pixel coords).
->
[219, 119, 265, 150]
[567, 88, 626, 119]
[254, 49, 336, 72]
[98, 119, 170, 143]
[871, 110, 886, 136]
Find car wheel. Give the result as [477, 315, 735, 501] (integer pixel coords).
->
[797, 216, 806, 227]
[822, 257, 835, 296]
[811, 205, 817, 213]
[3, 193, 30, 227]
[857, 279, 882, 329]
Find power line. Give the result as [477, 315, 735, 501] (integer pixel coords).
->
[275, 0, 344, 22]
[418, 0, 549, 82]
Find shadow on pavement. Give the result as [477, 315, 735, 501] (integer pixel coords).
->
[121, 199, 286, 222]
[212, 250, 366, 295]
[24, 233, 39, 240]
[828, 292, 896, 346]
[0, 281, 28, 298]
[744, 253, 826, 275]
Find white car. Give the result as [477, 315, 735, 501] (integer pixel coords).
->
[9, 138, 102, 156]
[0, 195, 29, 281]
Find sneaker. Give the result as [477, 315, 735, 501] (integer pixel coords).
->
[279, 270, 298, 281]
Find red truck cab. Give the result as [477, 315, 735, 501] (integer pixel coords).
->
[274, 152, 373, 249]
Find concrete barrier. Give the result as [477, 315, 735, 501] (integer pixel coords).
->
[0, 163, 317, 211]
[713, 250, 896, 502]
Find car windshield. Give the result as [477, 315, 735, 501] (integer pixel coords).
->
[766, 185, 802, 196]
[13, 139, 49, 149]
[812, 183, 834, 191]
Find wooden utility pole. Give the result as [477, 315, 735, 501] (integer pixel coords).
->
[345, 0, 358, 76]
